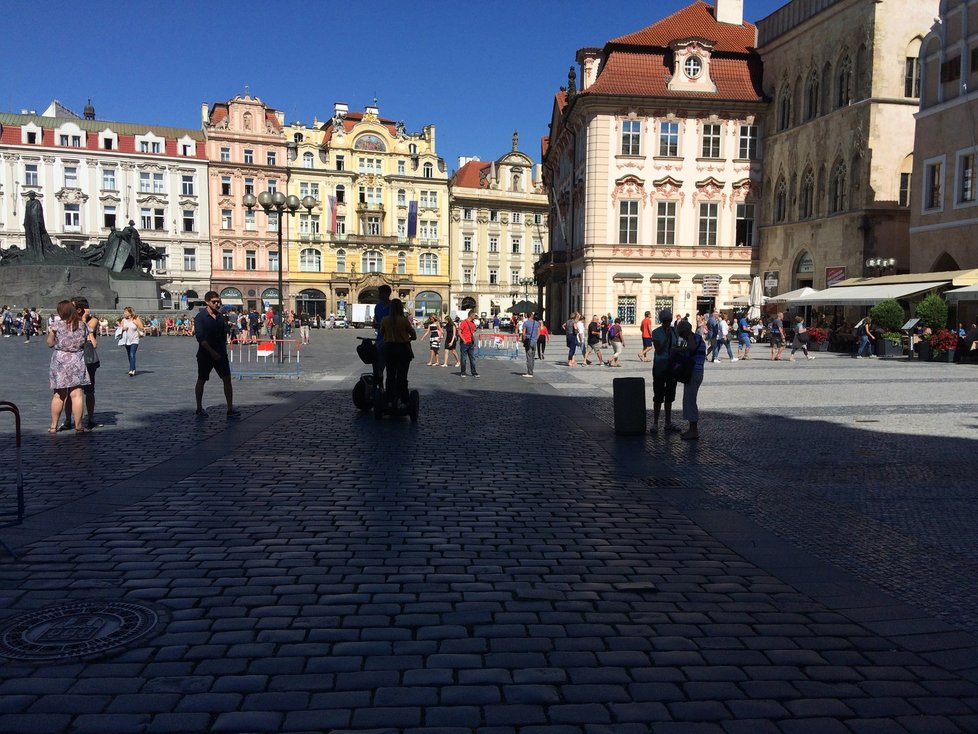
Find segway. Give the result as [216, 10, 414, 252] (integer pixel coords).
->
[354, 337, 419, 423]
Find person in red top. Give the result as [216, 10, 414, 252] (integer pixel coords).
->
[639, 311, 653, 362]
[537, 320, 550, 359]
[457, 310, 480, 377]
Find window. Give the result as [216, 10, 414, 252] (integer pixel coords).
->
[103, 205, 116, 229]
[489, 268, 498, 284]
[836, 57, 852, 108]
[617, 296, 637, 325]
[958, 152, 976, 204]
[804, 72, 820, 120]
[64, 204, 80, 232]
[463, 235, 472, 252]
[659, 121, 679, 157]
[490, 209, 499, 222]
[153, 173, 165, 194]
[618, 200, 639, 244]
[245, 250, 257, 270]
[656, 202, 676, 245]
[941, 57, 961, 83]
[512, 212, 521, 223]
[534, 213, 543, 225]
[244, 177, 254, 195]
[362, 250, 383, 273]
[26, 131, 37, 144]
[925, 161, 943, 210]
[419, 190, 430, 208]
[778, 88, 792, 130]
[152, 207, 165, 230]
[532, 238, 543, 255]
[244, 149, 254, 164]
[220, 147, 230, 162]
[736, 204, 755, 247]
[221, 209, 232, 229]
[102, 169, 116, 190]
[684, 56, 702, 78]
[698, 203, 718, 246]
[139, 172, 151, 193]
[58, 135, 69, 146]
[303, 151, 314, 169]
[398, 251, 407, 275]
[738, 125, 757, 160]
[103, 137, 114, 150]
[337, 216, 346, 235]
[510, 268, 520, 283]
[152, 141, 161, 154]
[221, 176, 231, 196]
[397, 160, 405, 175]
[774, 179, 787, 223]
[299, 248, 322, 272]
[181, 175, 195, 196]
[463, 207, 473, 220]
[830, 162, 848, 213]
[267, 211, 278, 232]
[799, 171, 815, 220]
[336, 249, 346, 273]
[396, 218, 405, 238]
[511, 237, 522, 254]
[336, 185, 345, 203]
[182, 209, 195, 232]
[905, 57, 921, 98]
[463, 267, 473, 284]
[701, 124, 721, 158]
[140, 207, 152, 229]
[244, 210, 256, 231]
[397, 189, 406, 206]
[267, 179, 277, 194]
[268, 250, 278, 272]
[267, 151, 277, 166]
[899, 172, 912, 208]
[222, 249, 233, 270]
[335, 155, 345, 171]
[366, 216, 381, 236]
[183, 248, 197, 271]
[24, 164, 38, 187]
[621, 119, 641, 156]
[419, 252, 438, 275]
[423, 162, 433, 178]
[64, 166, 78, 188]
[489, 236, 499, 253]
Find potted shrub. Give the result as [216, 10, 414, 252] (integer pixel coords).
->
[808, 327, 829, 350]
[931, 328, 958, 362]
[915, 292, 949, 330]
[870, 299, 905, 332]
[880, 331, 904, 358]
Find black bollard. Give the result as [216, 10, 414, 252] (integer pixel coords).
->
[613, 377, 646, 435]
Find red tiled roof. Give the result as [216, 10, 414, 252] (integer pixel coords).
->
[555, 91, 568, 112]
[610, 0, 757, 54]
[453, 160, 492, 189]
[209, 104, 228, 126]
[586, 50, 763, 101]
[541, 135, 550, 159]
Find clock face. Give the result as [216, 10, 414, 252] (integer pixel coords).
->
[684, 56, 703, 78]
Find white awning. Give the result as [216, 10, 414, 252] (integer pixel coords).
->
[945, 285, 978, 302]
[767, 287, 817, 304]
[789, 282, 947, 306]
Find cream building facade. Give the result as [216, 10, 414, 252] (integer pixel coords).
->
[541, 0, 763, 331]
[449, 134, 549, 318]
[909, 0, 978, 273]
[0, 100, 210, 307]
[757, 0, 938, 296]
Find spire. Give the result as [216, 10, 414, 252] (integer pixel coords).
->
[512, 130, 519, 152]
[567, 66, 577, 103]
[83, 99, 95, 120]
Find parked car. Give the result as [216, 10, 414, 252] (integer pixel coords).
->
[333, 317, 348, 329]
[498, 315, 513, 331]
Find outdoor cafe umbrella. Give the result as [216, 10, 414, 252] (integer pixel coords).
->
[747, 275, 764, 320]
[508, 299, 538, 314]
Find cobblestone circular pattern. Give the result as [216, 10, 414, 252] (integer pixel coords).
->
[0, 601, 159, 662]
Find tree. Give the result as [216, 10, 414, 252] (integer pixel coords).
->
[869, 299, 904, 332]
[914, 292, 948, 330]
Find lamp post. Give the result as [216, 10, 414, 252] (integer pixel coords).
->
[518, 276, 535, 302]
[243, 190, 318, 358]
[865, 256, 896, 277]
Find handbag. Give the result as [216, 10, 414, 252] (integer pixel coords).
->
[83, 324, 100, 366]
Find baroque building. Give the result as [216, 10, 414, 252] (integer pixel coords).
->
[757, 0, 937, 295]
[449, 133, 549, 317]
[0, 100, 210, 306]
[541, 0, 763, 329]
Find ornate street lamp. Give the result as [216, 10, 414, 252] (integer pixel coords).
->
[242, 190, 318, 355]
[865, 256, 896, 277]
[517, 276, 535, 301]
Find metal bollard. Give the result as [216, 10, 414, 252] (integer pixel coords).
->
[612, 377, 646, 435]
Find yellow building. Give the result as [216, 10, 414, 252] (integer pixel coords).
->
[285, 102, 449, 319]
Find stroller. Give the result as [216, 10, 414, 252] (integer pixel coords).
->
[353, 337, 419, 423]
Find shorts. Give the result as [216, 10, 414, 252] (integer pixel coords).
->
[770, 332, 783, 347]
[738, 333, 751, 347]
[642, 337, 653, 348]
[652, 367, 677, 404]
[197, 351, 231, 381]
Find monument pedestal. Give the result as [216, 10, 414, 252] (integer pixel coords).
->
[0, 265, 119, 311]
[107, 271, 160, 314]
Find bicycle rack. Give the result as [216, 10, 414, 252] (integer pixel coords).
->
[0, 401, 23, 560]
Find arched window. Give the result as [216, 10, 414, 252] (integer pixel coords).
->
[361, 250, 383, 273]
[335, 184, 345, 203]
[423, 162, 433, 178]
[778, 86, 792, 131]
[774, 177, 787, 223]
[299, 248, 321, 272]
[419, 252, 438, 275]
[293, 133, 304, 143]
[905, 38, 923, 98]
[336, 249, 346, 273]
[303, 151, 314, 169]
[799, 169, 816, 220]
[804, 70, 820, 120]
[397, 189, 406, 206]
[397, 251, 407, 275]
[836, 55, 852, 109]
[829, 161, 848, 213]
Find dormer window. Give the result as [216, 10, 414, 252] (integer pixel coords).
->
[684, 56, 703, 79]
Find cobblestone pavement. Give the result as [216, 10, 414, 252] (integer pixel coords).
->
[1, 331, 978, 733]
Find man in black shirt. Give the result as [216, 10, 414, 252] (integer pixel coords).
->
[194, 291, 240, 418]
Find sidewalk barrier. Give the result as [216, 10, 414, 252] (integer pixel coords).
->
[0, 401, 23, 559]
[612, 377, 647, 435]
[475, 332, 521, 360]
[229, 339, 301, 379]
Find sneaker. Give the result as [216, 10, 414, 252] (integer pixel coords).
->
[789, 357, 796, 362]
[731, 357, 739, 362]
[856, 355, 863, 359]
[472, 374, 481, 378]
[521, 374, 533, 377]
[680, 430, 700, 441]
[459, 373, 468, 377]
[807, 355, 815, 360]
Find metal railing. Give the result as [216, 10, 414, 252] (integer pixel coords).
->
[229, 339, 302, 379]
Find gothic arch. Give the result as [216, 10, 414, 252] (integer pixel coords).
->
[930, 252, 960, 272]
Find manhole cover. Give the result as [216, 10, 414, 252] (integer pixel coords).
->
[0, 601, 160, 663]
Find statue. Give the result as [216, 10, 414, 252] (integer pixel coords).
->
[24, 191, 56, 259]
[98, 227, 133, 272]
[83, 221, 162, 274]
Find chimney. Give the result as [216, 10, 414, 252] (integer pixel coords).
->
[716, 0, 744, 26]
[333, 102, 348, 118]
[201, 102, 209, 125]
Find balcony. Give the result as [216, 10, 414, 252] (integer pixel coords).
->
[356, 202, 385, 212]
[331, 233, 402, 247]
[536, 251, 568, 266]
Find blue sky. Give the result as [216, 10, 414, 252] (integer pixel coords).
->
[4, 0, 785, 171]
